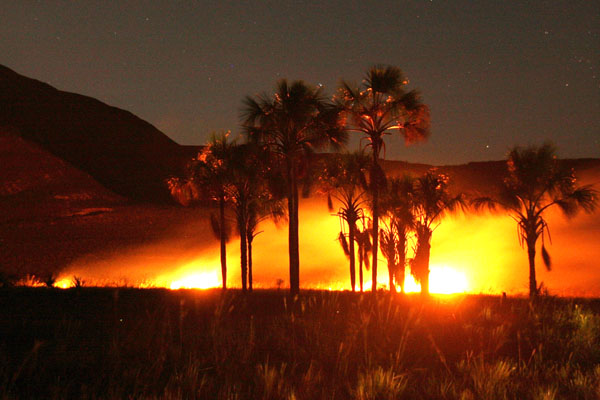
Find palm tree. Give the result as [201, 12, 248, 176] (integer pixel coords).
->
[355, 223, 372, 293]
[338, 65, 430, 292]
[472, 144, 597, 298]
[380, 176, 416, 293]
[226, 143, 286, 291]
[320, 151, 369, 291]
[242, 80, 347, 294]
[225, 143, 259, 291]
[411, 171, 465, 295]
[168, 132, 236, 290]
[379, 221, 397, 292]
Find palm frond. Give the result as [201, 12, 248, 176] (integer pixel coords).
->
[471, 196, 499, 213]
[338, 232, 350, 257]
[541, 245, 552, 271]
[365, 65, 405, 95]
[210, 212, 230, 242]
[569, 185, 597, 214]
[327, 193, 334, 212]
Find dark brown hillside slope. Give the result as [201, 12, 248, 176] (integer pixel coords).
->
[0, 130, 213, 280]
[0, 131, 124, 220]
[0, 64, 197, 201]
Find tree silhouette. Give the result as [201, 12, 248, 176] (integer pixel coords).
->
[320, 151, 369, 291]
[338, 65, 430, 292]
[355, 222, 372, 292]
[472, 144, 597, 298]
[379, 221, 397, 292]
[168, 132, 236, 290]
[380, 176, 416, 293]
[239, 146, 286, 291]
[224, 143, 271, 290]
[411, 171, 465, 295]
[242, 80, 347, 294]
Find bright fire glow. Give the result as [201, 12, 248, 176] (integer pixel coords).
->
[44, 193, 600, 296]
[403, 265, 469, 294]
[169, 272, 220, 289]
[55, 278, 73, 289]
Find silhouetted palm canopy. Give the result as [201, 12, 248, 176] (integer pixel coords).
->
[411, 171, 465, 294]
[472, 144, 597, 297]
[338, 65, 430, 292]
[242, 79, 347, 294]
[320, 151, 370, 291]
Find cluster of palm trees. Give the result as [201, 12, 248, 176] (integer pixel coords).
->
[169, 65, 597, 298]
[321, 158, 467, 295]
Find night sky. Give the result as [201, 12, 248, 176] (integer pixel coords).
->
[2, 1, 598, 164]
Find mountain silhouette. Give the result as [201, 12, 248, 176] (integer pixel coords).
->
[0, 64, 197, 201]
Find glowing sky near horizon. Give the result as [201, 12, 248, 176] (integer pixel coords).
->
[1, 1, 598, 164]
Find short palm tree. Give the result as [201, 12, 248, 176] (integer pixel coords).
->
[472, 144, 597, 298]
[171, 132, 236, 290]
[380, 176, 415, 293]
[242, 80, 347, 294]
[355, 221, 372, 292]
[226, 143, 286, 291]
[338, 65, 430, 292]
[411, 171, 465, 295]
[245, 196, 285, 290]
[320, 151, 369, 291]
[379, 221, 397, 292]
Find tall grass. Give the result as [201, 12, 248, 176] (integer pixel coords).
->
[0, 288, 599, 399]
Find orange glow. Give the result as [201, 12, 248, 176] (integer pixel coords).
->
[402, 265, 468, 294]
[44, 192, 599, 296]
[55, 278, 73, 289]
[161, 258, 222, 289]
[169, 272, 220, 289]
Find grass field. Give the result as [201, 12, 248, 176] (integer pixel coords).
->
[1, 288, 599, 399]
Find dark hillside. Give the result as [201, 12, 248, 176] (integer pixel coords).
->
[0, 130, 123, 221]
[0, 64, 197, 201]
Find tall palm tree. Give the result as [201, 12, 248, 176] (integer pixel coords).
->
[338, 65, 430, 292]
[472, 144, 597, 298]
[320, 151, 369, 291]
[411, 171, 465, 295]
[242, 80, 347, 294]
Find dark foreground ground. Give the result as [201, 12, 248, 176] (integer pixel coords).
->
[1, 288, 599, 399]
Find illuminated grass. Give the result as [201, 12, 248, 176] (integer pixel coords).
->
[0, 288, 599, 399]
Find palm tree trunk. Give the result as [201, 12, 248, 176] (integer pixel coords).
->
[358, 243, 364, 292]
[248, 236, 253, 291]
[348, 222, 356, 292]
[527, 239, 537, 298]
[240, 214, 248, 291]
[371, 153, 379, 293]
[219, 196, 227, 290]
[420, 243, 431, 296]
[415, 228, 432, 296]
[288, 159, 300, 295]
[388, 260, 395, 292]
[421, 270, 430, 296]
[398, 235, 406, 294]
